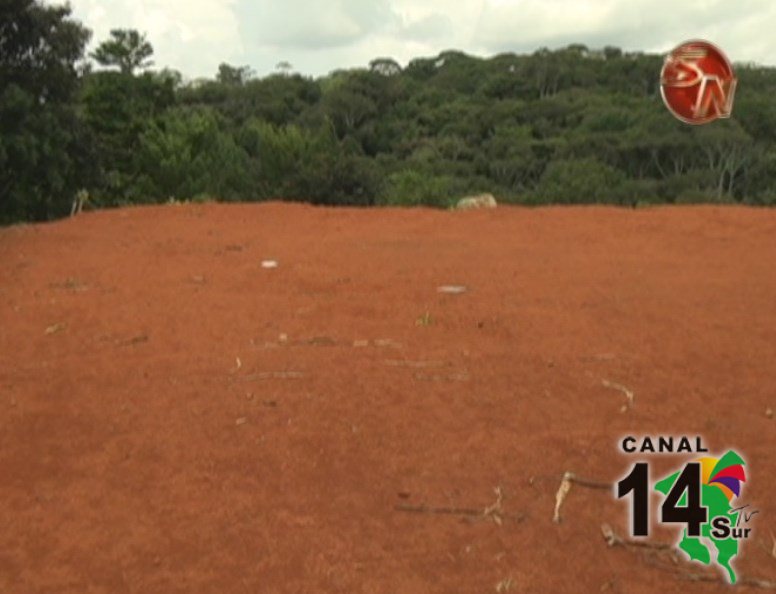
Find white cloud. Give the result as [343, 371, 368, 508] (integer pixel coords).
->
[237, 0, 400, 50]
[65, 0, 243, 78]
[60, 0, 776, 78]
[398, 13, 454, 42]
[473, 0, 776, 62]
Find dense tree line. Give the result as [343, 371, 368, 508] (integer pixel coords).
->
[3, 0, 776, 223]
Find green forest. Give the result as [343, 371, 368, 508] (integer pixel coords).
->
[4, 0, 776, 223]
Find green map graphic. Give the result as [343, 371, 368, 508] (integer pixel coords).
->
[655, 451, 746, 584]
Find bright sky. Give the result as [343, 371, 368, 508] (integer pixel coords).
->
[63, 0, 776, 79]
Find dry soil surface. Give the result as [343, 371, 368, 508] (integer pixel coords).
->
[1, 202, 775, 593]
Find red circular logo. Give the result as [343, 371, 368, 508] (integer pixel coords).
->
[660, 40, 737, 125]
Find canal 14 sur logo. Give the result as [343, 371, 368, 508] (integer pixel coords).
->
[615, 435, 758, 584]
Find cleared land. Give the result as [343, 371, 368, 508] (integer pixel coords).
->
[1, 202, 775, 592]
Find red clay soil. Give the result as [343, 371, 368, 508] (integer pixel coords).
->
[1, 202, 775, 593]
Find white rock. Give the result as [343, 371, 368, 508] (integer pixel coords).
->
[437, 285, 468, 294]
[455, 193, 497, 210]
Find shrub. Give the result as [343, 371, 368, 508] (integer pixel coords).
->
[378, 170, 457, 207]
[532, 158, 627, 204]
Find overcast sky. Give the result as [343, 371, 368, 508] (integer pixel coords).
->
[63, 0, 776, 79]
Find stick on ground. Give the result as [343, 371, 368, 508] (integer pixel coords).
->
[553, 472, 612, 524]
[395, 487, 523, 525]
[602, 523, 776, 589]
[602, 379, 635, 412]
[553, 472, 573, 523]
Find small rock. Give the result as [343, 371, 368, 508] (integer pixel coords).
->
[455, 193, 497, 210]
[261, 260, 279, 269]
[236, 417, 248, 426]
[437, 285, 467, 294]
[767, 407, 773, 419]
[416, 312, 433, 326]
[44, 323, 66, 335]
[278, 333, 288, 343]
[118, 334, 148, 347]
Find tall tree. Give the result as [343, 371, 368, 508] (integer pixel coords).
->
[82, 71, 175, 202]
[92, 29, 153, 75]
[217, 63, 254, 86]
[369, 58, 401, 77]
[0, 0, 94, 222]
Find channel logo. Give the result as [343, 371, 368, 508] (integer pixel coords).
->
[616, 437, 757, 584]
[660, 40, 737, 124]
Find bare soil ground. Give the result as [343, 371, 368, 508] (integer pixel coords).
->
[1, 202, 775, 593]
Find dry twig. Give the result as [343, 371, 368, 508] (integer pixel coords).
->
[553, 472, 612, 524]
[237, 371, 304, 380]
[483, 487, 504, 526]
[553, 472, 573, 523]
[395, 503, 482, 517]
[395, 487, 523, 525]
[415, 372, 470, 382]
[600, 523, 670, 550]
[384, 359, 445, 368]
[117, 334, 148, 347]
[602, 379, 634, 412]
[495, 576, 514, 592]
[602, 524, 776, 589]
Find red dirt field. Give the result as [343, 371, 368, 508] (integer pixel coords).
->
[1, 202, 775, 593]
